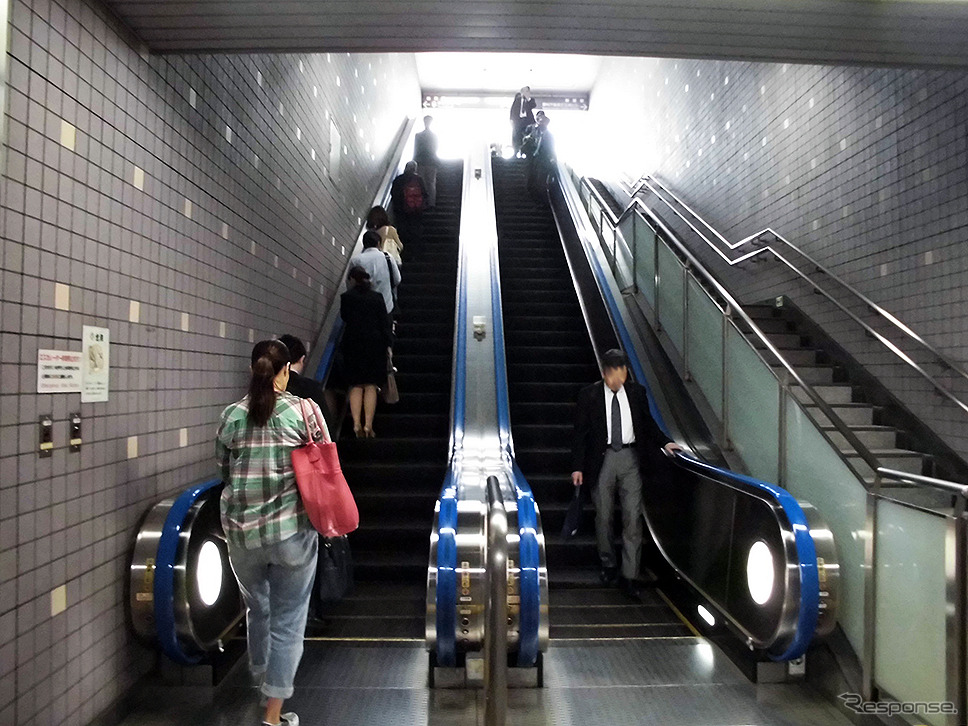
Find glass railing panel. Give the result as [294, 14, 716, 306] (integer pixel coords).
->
[633, 214, 656, 307]
[685, 278, 724, 419]
[724, 323, 779, 482]
[783, 399, 867, 656]
[615, 215, 635, 291]
[656, 241, 685, 353]
[874, 500, 948, 724]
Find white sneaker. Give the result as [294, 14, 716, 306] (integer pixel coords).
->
[263, 714, 299, 726]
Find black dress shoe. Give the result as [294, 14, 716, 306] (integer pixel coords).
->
[617, 576, 641, 599]
[599, 566, 618, 585]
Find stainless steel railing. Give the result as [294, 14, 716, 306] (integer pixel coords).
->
[573, 166, 967, 726]
[484, 475, 508, 726]
[576, 173, 883, 485]
[629, 174, 968, 417]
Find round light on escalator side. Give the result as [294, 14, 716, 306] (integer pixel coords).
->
[746, 540, 775, 605]
[196, 539, 224, 607]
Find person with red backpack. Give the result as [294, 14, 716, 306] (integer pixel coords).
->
[390, 161, 428, 249]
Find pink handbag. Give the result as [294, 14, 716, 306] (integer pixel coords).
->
[291, 399, 359, 537]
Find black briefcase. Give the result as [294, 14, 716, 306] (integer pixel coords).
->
[561, 485, 583, 539]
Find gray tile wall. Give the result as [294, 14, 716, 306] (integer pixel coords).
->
[0, 0, 419, 723]
[589, 57, 968, 459]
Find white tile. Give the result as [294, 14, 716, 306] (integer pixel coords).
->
[179, 428, 188, 447]
[250, 239, 257, 255]
[54, 283, 70, 311]
[924, 250, 934, 265]
[133, 165, 145, 191]
[219, 321, 226, 338]
[59, 120, 76, 150]
[51, 585, 67, 617]
[225, 125, 233, 143]
[839, 138, 847, 151]
[127, 436, 138, 459]
[880, 263, 889, 277]
[221, 222, 229, 239]
[180, 312, 190, 332]
[184, 199, 192, 219]
[248, 328, 255, 343]
[273, 255, 279, 268]
[128, 300, 140, 323]
[189, 87, 197, 108]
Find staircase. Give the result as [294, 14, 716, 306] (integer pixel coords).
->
[741, 303, 955, 503]
[492, 157, 692, 640]
[313, 160, 462, 640]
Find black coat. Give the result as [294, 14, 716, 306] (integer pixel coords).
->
[339, 287, 392, 386]
[571, 380, 673, 488]
[509, 93, 537, 127]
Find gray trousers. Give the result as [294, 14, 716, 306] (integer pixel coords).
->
[594, 447, 643, 580]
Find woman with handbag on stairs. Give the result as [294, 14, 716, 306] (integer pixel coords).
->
[216, 338, 328, 726]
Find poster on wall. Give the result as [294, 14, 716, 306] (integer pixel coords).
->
[81, 325, 110, 402]
[36, 350, 83, 393]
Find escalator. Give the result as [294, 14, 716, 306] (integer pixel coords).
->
[492, 157, 693, 640]
[310, 160, 463, 640]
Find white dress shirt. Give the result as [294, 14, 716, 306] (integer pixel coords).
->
[603, 383, 635, 446]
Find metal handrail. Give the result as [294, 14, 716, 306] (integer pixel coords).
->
[484, 475, 508, 726]
[876, 467, 968, 498]
[579, 177, 883, 478]
[629, 174, 968, 416]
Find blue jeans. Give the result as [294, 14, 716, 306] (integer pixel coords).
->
[227, 528, 318, 699]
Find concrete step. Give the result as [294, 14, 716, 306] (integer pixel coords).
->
[791, 384, 854, 405]
[847, 450, 927, 478]
[802, 403, 874, 427]
[822, 425, 898, 450]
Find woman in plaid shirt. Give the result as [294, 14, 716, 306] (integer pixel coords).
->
[217, 339, 326, 726]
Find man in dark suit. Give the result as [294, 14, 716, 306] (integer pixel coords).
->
[509, 86, 537, 157]
[278, 334, 334, 430]
[571, 349, 682, 593]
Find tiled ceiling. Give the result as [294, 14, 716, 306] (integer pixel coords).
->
[102, 0, 968, 68]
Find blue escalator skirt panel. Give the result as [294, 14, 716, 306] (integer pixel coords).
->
[153, 477, 222, 665]
[577, 195, 820, 659]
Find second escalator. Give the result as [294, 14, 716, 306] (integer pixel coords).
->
[492, 157, 691, 640]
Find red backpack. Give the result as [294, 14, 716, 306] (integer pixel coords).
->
[402, 177, 425, 214]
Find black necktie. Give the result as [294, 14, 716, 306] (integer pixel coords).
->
[611, 391, 622, 451]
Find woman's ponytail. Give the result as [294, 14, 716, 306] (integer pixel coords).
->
[247, 340, 290, 427]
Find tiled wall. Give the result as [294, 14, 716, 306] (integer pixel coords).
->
[0, 0, 419, 722]
[588, 57, 968, 459]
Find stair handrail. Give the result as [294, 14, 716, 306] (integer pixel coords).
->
[626, 174, 968, 418]
[579, 177, 885, 480]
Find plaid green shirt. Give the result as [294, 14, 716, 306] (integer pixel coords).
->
[216, 392, 326, 549]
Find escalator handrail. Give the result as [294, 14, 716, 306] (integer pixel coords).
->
[671, 452, 820, 660]
[567, 171, 821, 660]
[154, 477, 222, 665]
[578, 176, 883, 477]
[638, 173, 968, 397]
[489, 157, 541, 666]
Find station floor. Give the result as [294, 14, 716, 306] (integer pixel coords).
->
[120, 638, 851, 726]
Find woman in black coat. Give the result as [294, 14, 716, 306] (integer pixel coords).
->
[340, 266, 393, 437]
